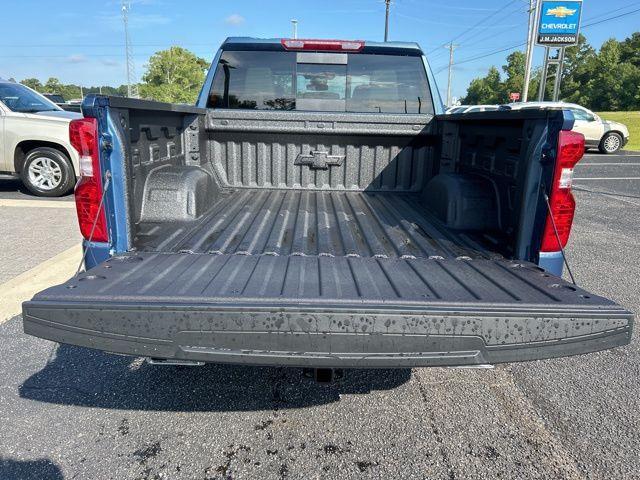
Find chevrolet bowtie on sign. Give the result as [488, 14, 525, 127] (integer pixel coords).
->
[537, 0, 583, 46]
[547, 6, 577, 18]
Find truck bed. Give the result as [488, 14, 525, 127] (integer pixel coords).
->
[22, 96, 634, 368]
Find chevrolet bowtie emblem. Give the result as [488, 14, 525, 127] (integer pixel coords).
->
[295, 150, 345, 170]
[546, 6, 577, 18]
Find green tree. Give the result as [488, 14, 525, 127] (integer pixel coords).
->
[139, 46, 208, 103]
[462, 66, 503, 104]
[502, 51, 526, 100]
[19, 79, 129, 100]
[462, 51, 539, 104]
[620, 32, 640, 68]
[581, 39, 640, 111]
[44, 77, 63, 94]
[560, 34, 597, 105]
[21, 78, 44, 92]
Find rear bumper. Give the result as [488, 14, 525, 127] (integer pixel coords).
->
[22, 302, 633, 368]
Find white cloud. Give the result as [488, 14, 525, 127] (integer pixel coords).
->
[67, 54, 88, 64]
[224, 14, 245, 26]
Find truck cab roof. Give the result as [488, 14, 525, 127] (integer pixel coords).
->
[221, 37, 425, 56]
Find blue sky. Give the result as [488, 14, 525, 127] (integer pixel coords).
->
[1, 0, 639, 100]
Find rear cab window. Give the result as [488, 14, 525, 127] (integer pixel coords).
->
[207, 50, 434, 114]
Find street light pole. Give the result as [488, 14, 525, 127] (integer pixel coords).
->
[121, 0, 139, 98]
[384, 0, 391, 42]
[522, 0, 538, 102]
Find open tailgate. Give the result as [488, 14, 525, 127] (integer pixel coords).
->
[23, 253, 633, 367]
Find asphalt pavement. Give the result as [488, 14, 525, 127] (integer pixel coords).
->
[0, 151, 638, 480]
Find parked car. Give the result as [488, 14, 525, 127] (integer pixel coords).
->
[43, 93, 83, 113]
[446, 105, 500, 114]
[23, 38, 633, 371]
[507, 102, 630, 154]
[0, 80, 81, 196]
[43, 93, 66, 104]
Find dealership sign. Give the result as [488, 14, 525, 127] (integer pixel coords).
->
[536, 0, 583, 46]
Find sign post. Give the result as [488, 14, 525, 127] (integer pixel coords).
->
[522, 0, 538, 102]
[552, 47, 566, 101]
[535, 0, 583, 101]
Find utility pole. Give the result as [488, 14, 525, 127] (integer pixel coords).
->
[522, 0, 538, 102]
[121, 1, 139, 98]
[291, 19, 298, 39]
[384, 0, 391, 42]
[445, 42, 458, 107]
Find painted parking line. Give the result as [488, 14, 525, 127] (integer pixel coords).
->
[573, 177, 640, 181]
[0, 199, 75, 209]
[578, 163, 640, 166]
[573, 185, 640, 207]
[584, 153, 640, 160]
[0, 244, 82, 324]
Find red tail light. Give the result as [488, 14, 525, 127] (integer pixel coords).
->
[540, 130, 584, 252]
[281, 39, 364, 52]
[69, 117, 108, 243]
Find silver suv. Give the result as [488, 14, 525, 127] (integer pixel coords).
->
[0, 80, 81, 196]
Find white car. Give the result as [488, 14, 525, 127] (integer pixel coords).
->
[507, 102, 630, 154]
[446, 105, 500, 114]
[0, 80, 81, 196]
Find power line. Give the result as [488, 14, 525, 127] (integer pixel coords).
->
[433, 40, 526, 73]
[455, 42, 526, 67]
[429, 21, 526, 63]
[582, 7, 640, 28]
[426, 0, 521, 55]
[456, 3, 529, 47]
[0, 52, 206, 59]
[0, 42, 218, 48]
[580, 1, 640, 23]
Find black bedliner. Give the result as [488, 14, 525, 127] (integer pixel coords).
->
[134, 190, 493, 259]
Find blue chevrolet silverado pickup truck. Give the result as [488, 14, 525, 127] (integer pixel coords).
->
[22, 37, 633, 368]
